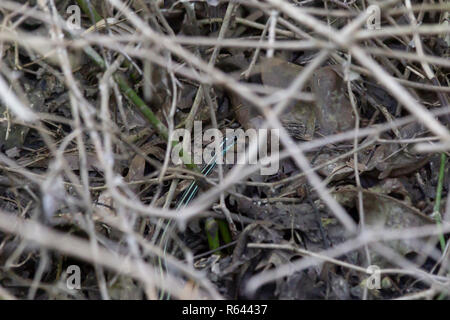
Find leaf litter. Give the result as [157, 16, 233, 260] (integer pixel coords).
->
[0, 0, 448, 301]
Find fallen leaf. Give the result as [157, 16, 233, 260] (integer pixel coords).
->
[312, 66, 355, 135]
[261, 57, 316, 140]
[332, 185, 436, 266]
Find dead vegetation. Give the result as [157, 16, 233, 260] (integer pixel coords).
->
[0, 0, 449, 300]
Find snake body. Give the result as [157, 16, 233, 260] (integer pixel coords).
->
[158, 136, 236, 299]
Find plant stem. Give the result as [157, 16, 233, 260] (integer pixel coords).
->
[218, 219, 232, 245]
[77, 2, 199, 172]
[205, 218, 221, 252]
[114, 73, 168, 140]
[76, 0, 103, 23]
[433, 152, 447, 252]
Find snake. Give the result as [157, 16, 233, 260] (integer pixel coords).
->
[158, 136, 237, 299]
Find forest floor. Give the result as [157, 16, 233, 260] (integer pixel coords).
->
[0, 0, 449, 300]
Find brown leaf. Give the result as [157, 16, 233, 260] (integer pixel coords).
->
[261, 57, 316, 140]
[312, 66, 355, 135]
[332, 185, 436, 266]
[368, 123, 430, 178]
[125, 142, 165, 192]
